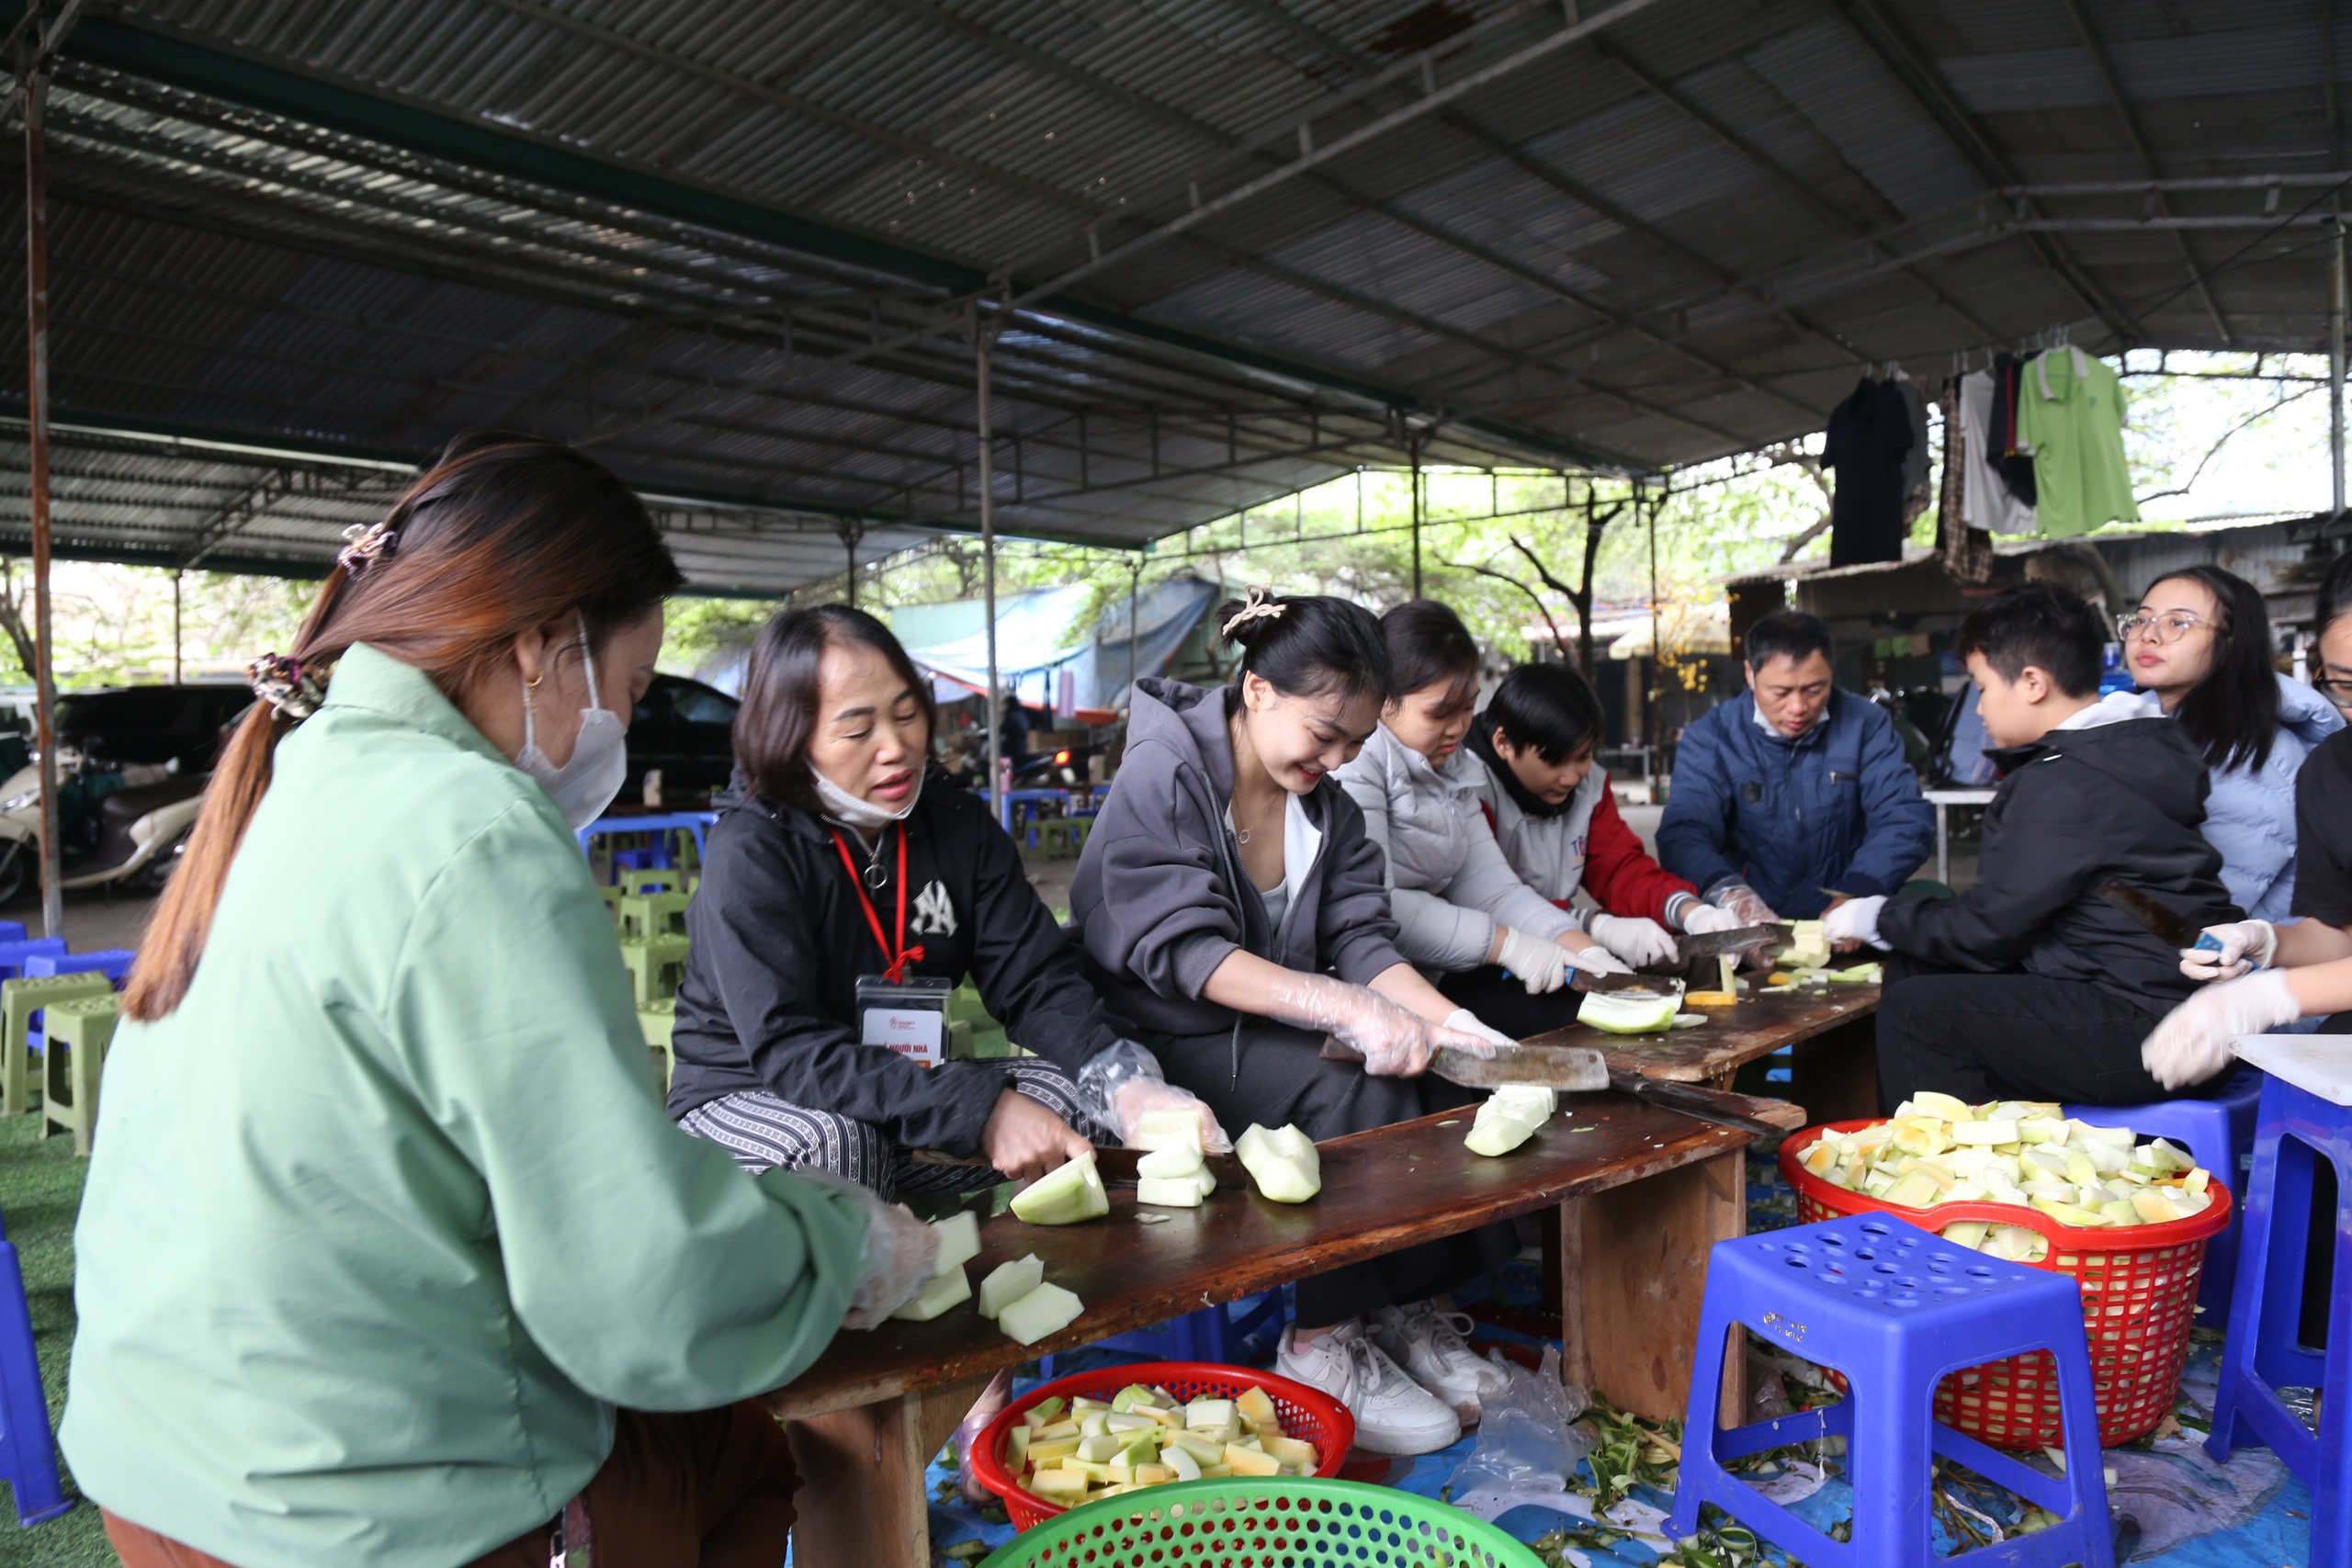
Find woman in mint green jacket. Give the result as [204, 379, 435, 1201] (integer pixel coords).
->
[62, 435, 937, 1568]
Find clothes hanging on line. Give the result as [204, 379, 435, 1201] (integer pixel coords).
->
[1986, 353, 2039, 507]
[1956, 370, 2038, 535]
[1937, 378, 1996, 584]
[1822, 374, 1913, 567]
[2015, 345, 2139, 539]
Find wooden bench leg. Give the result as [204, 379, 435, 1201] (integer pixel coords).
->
[1560, 1145, 1747, 1427]
[786, 1373, 985, 1568]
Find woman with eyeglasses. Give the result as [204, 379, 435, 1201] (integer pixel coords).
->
[2121, 565, 2342, 921]
[2143, 551, 2352, 1085]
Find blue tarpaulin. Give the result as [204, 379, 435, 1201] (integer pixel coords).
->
[900, 578, 1220, 718]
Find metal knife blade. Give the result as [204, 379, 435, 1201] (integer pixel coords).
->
[1426, 1043, 1610, 1091]
[1671, 923, 1794, 967]
[1567, 967, 1672, 995]
[2095, 876, 2206, 951]
[1605, 1073, 1792, 1137]
[908, 1145, 1248, 1186]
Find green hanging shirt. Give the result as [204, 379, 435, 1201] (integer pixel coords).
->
[2015, 347, 2141, 539]
[62, 645, 869, 1568]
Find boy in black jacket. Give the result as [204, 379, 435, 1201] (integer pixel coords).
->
[1819, 584, 2241, 1109]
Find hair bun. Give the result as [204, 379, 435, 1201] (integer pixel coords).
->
[1218, 585, 1288, 648]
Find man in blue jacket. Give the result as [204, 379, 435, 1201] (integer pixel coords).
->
[1659, 611, 1934, 923]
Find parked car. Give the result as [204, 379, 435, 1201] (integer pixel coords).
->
[628, 674, 739, 805]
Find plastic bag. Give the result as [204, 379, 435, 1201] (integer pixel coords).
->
[1446, 1346, 1594, 1517]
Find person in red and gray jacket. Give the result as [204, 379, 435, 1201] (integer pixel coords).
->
[1462, 663, 1752, 970]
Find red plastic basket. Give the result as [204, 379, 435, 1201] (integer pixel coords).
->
[969, 1361, 1356, 1530]
[1779, 1119, 2233, 1450]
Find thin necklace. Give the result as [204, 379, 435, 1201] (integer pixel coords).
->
[1234, 794, 1281, 845]
[858, 826, 890, 888]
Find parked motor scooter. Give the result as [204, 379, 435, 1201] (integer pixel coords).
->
[0, 752, 206, 905]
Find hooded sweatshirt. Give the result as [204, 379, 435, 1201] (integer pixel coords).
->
[1878, 691, 2240, 1005]
[1332, 723, 1577, 974]
[2184, 671, 2346, 922]
[1070, 678, 1407, 1042]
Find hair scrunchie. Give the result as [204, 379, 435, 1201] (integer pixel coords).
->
[246, 653, 325, 721]
[1221, 584, 1286, 637]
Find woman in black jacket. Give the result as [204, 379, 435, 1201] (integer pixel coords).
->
[666, 606, 1226, 1197]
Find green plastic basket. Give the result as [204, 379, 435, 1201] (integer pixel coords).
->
[974, 1477, 1543, 1568]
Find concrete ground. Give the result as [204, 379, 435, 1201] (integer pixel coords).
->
[1, 885, 156, 954]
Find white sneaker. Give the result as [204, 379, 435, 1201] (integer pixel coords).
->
[1275, 1320, 1462, 1456]
[1369, 1302, 1510, 1424]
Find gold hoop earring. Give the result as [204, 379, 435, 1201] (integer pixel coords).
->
[525, 671, 545, 690]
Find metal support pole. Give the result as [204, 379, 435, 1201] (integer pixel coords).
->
[1125, 558, 1141, 709]
[22, 58, 59, 942]
[1643, 480, 1658, 772]
[2333, 219, 2346, 518]
[1409, 435, 1424, 599]
[841, 521, 864, 608]
[172, 570, 182, 683]
[978, 303, 1005, 833]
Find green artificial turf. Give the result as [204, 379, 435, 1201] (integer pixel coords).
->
[0, 1114, 116, 1567]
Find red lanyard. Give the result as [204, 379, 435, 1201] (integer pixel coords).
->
[831, 827, 925, 983]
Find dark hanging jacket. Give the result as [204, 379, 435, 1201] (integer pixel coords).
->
[1069, 678, 1407, 1044]
[1822, 377, 1915, 567]
[1878, 695, 2241, 1007]
[666, 767, 1130, 1156]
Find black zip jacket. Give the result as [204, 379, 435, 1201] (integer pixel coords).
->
[1878, 703, 2241, 1006]
[665, 769, 1130, 1156]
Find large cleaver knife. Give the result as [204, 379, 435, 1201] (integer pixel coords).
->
[1669, 923, 1794, 969]
[2095, 877, 2245, 966]
[1317, 1036, 1787, 1137]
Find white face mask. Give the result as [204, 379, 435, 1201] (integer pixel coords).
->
[516, 612, 629, 832]
[813, 765, 924, 833]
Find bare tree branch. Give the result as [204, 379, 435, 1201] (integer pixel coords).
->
[1778, 510, 1833, 564]
[1450, 558, 1570, 657]
[2133, 384, 2321, 505]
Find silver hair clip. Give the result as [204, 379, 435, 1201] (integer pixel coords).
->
[1221, 585, 1287, 637]
[337, 520, 399, 578]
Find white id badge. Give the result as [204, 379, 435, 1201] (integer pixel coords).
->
[857, 975, 952, 1067]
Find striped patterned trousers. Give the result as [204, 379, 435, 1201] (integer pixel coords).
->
[677, 1058, 1089, 1201]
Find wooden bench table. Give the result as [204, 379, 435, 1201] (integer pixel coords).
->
[1530, 984, 1884, 1124]
[764, 1089, 1795, 1568]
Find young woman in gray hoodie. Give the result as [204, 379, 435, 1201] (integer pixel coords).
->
[1071, 589, 1519, 1457]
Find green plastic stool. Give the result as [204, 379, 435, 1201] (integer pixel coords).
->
[976, 1478, 1540, 1567]
[596, 885, 624, 922]
[620, 935, 690, 1005]
[41, 995, 121, 1156]
[618, 890, 692, 941]
[638, 999, 677, 1092]
[620, 866, 687, 896]
[0, 973, 112, 1117]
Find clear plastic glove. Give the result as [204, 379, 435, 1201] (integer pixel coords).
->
[1494, 925, 1569, 995]
[1078, 1039, 1232, 1153]
[792, 1168, 941, 1329]
[1263, 970, 1496, 1076]
[1679, 902, 1747, 936]
[1443, 1009, 1519, 1051]
[2141, 970, 2300, 1090]
[1588, 913, 1679, 968]
[1714, 883, 1779, 927]
[1560, 940, 1634, 977]
[1821, 895, 1888, 950]
[2180, 919, 2278, 983]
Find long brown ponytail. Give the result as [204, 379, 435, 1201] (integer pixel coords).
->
[124, 434, 684, 1021]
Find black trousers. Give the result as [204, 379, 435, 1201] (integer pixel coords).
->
[1873, 961, 2222, 1113]
[1150, 1021, 1517, 1326]
[1436, 964, 1586, 1042]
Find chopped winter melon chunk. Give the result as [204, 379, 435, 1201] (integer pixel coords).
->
[1137, 1145, 1204, 1179]
[1235, 1386, 1278, 1431]
[997, 1281, 1086, 1346]
[1028, 1469, 1089, 1497]
[1136, 1175, 1206, 1208]
[890, 1265, 973, 1321]
[1236, 1123, 1321, 1202]
[1224, 1443, 1282, 1476]
[929, 1211, 982, 1277]
[1164, 1443, 1203, 1482]
[978, 1255, 1046, 1318]
[1011, 1152, 1111, 1225]
[1951, 1119, 2018, 1146]
[1576, 988, 1682, 1033]
[1186, 1398, 1235, 1429]
[1465, 1095, 1546, 1156]
[1786, 920, 1829, 968]
[1261, 1433, 1317, 1469]
[1131, 1109, 1204, 1154]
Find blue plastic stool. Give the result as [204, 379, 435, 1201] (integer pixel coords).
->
[0, 1204, 65, 1524]
[2064, 1064, 2264, 1320]
[1042, 1290, 1293, 1381]
[0, 923, 25, 944]
[22, 951, 133, 987]
[1668, 1216, 2112, 1568]
[2206, 1074, 2352, 1565]
[0, 942, 62, 985]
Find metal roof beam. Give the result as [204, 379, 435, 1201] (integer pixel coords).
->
[2053, 0, 2233, 342]
[70, 17, 1623, 474]
[1824, 0, 2143, 345]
